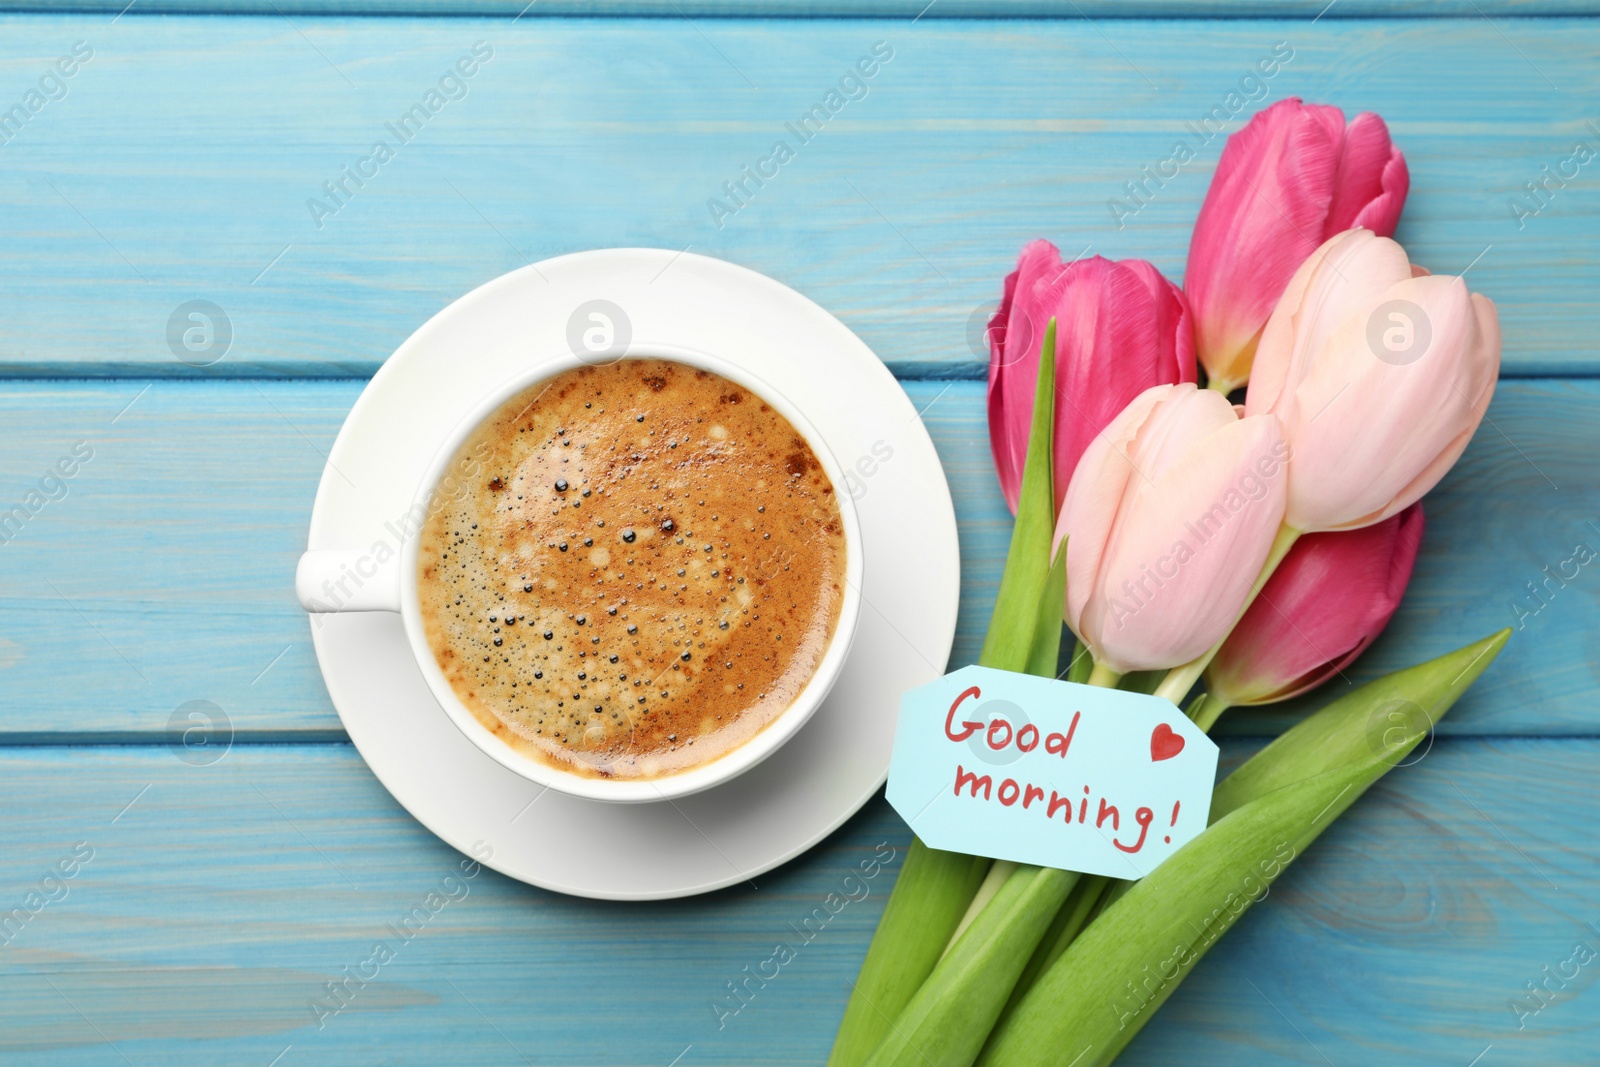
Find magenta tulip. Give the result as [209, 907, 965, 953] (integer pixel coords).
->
[1054, 383, 1287, 675]
[1205, 503, 1424, 707]
[1245, 229, 1501, 533]
[987, 240, 1195, 515]
[1186, 98, 1409, 393]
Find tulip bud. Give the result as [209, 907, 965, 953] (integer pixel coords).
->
[1244, 229, 1501, 533]
[1054, 383, 1288, 675]
[988, 241, 1195, 515]
[1206, 503, 1424, 707]
[1186, 99, 1409, 392]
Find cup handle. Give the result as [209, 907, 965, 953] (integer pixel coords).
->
[296, 550, 403, 613]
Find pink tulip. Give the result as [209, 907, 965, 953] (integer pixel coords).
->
[1245, 229, 1501, 533]
[1205, 503, 1424, 706]
[1186, 99, 1409, 392]
[987, 241, 1195, 515]
[1054, 383, 1288, 675]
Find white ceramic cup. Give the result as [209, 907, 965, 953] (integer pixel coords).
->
[296, 345, 864, 803]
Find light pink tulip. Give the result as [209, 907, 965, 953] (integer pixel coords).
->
[1206, 503, 1424, 706]
[1055, 383, 1288, 675]
[1186, 99, 1409, 392]
[1245, 229, 1501, 532]
[987, 240, 1195, 515]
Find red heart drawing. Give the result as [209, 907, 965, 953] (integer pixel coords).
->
[1150, 724, 1185, 762]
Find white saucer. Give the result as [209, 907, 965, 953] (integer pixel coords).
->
[305, 249, 960, 900]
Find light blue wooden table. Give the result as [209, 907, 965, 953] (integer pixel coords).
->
[1, 2, 1596, 1063]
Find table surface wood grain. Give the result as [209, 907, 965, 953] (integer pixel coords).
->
[0, 6, 1595, 1066]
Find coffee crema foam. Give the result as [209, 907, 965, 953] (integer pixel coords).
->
[417, 359, 848, 780]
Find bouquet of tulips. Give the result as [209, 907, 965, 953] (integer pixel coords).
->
[828, 99, 1509, 1067]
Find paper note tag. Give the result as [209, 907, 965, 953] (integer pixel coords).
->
[886, 665, 1219, 880]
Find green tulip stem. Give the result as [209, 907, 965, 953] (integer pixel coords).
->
[998, 871, 1109, 1025]
[1187, 692, 1232, 733]
[943, 860, 1019, 957]
[1086, 662, 1122, 689]
[1153, 523, 1301, 705]
[1205, 374, 1242, 395]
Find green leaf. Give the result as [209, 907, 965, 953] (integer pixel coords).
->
[1210, 628, 1510, 822]
[977, 629, 1510, 1067]
[1002, 872, 1107, 1022]
[829, 319, 1064, 1067]
[978, 318, 1058, 674]
[862, 866, 1079, 1067]
[1116, 670, 1164, 695]
[1024, 542, 1067, 679]
[827, 841, 991, 1067]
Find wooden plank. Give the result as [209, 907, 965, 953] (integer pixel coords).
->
[0, 380, 358, 739]
[0, 16, 1596, 378]
[3, 1, 1598, 16]
[0, 738, 1591, 1064]
[0, 378, 1592, 738]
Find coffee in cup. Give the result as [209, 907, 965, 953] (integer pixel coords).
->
[414, 358, 849, 781]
